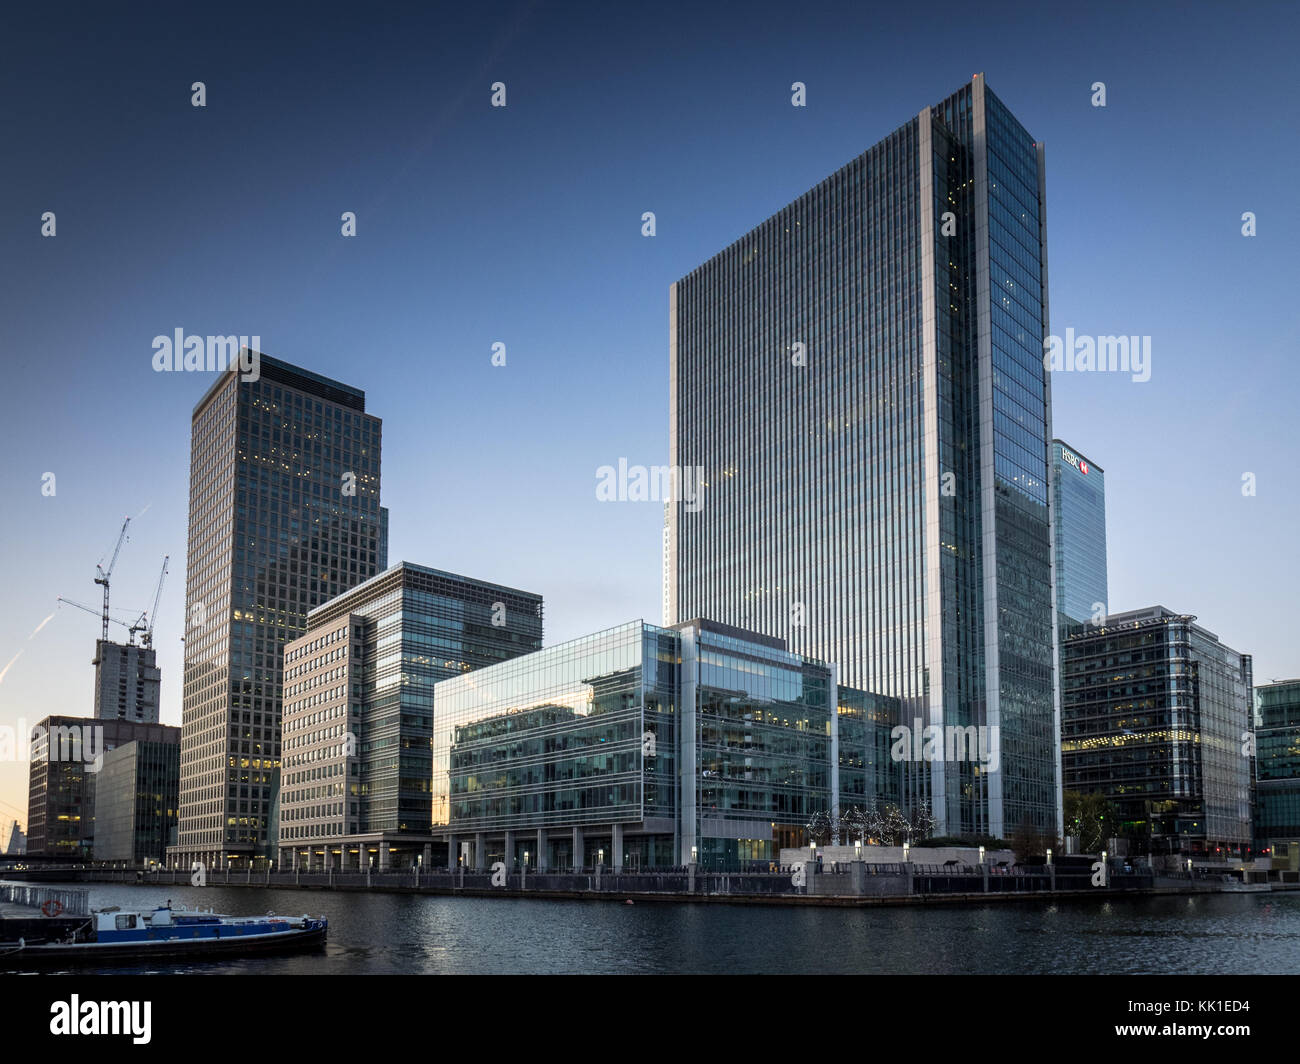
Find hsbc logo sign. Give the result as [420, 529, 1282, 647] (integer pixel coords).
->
[1061, 447, 1089, 475]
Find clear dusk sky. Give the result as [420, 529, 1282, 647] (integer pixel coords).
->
[1, 0, 1296, 834]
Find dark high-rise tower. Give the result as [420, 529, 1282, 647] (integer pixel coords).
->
[173, 353, 383, 869]
[667, 75, 1057, 838]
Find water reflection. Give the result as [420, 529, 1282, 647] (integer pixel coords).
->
[19, 883, 1300, 975]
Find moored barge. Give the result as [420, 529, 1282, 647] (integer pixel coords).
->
[0, 903, 327, 967]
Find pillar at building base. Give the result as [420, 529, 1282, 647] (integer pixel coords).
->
[447, 835, 457, 871]
[474, 832, 486, 871]
[504, 830, 515, 867]
[378, 843, 390, 871]
[572, 826, 584, 872]
[612, 824, 623, 869]
[537, 829, 548, 871]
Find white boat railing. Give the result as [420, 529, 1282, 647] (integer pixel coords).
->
[0, 881, 91, 916]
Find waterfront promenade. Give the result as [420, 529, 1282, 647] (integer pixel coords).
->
[1, 862, 1256, 908]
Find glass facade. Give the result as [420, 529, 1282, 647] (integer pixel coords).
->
[177, 354, 384, 866]
[279, 563, 542, 869]
[434, 622, 666, 836]
[1051, 439, 1107, 625]
[1060, 607, 1253, 856]
[432, 618, 899, 869]
[695, 623, 836, 865]
[668, 77, 1055, 837]
[980, 88, 1056, 839]
[94, 739, 181, 864]
[1255, 680, 1300, 851]
[838, 687, 904, 816]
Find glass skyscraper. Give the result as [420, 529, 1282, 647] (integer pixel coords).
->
[173, 353, 385, 869]
[667, 76, 1056, 838]
[1050, 439, 1107, 625]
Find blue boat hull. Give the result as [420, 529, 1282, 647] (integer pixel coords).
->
[0, 923, 326, 967]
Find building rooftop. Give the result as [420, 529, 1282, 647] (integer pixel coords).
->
[192, 350, 368, 419]
[303, 560, 544, 628]
[1052, 438, 1105, 474]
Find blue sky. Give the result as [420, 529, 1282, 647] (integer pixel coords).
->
[1, 0, 1296, 830]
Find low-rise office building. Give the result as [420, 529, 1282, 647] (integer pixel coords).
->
[432, 617, 901, 870]
[276, 562, 543, 872]
[1254, 679, 1300, 869]
[1060, 606, 1253, 858]
[94, 735, 181, 864]
[27, 717, 179, 859]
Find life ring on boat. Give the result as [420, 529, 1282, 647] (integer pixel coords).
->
[41, 899, 63, 918]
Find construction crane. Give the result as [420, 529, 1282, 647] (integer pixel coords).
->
[57, 597, 139, 638]
[93, 517, 131, 642]
[139, 556, 168, 648]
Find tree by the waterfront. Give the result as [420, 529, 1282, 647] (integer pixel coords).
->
[1063, 791, 1115, 854]
[805, 809, 833, 845]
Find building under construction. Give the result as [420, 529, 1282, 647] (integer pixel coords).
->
[93, 640, 160, 723]
[60, 520, 169, 725]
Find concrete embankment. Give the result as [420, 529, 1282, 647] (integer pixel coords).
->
[3, 868, 1254, 909]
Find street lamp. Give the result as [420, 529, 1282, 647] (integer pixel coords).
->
[1046, 848, 1052, 865]
[597, 848, 604, 868]
[854, 839, 862, 859]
